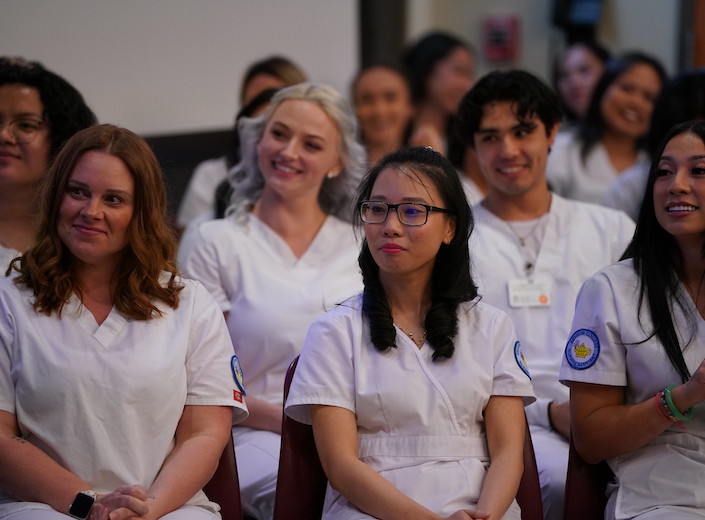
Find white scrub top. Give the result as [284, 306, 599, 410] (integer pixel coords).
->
[178, 213, 362, 406]
[0, 275, 248, 517]
[471, 195, 634, 428]
[286, 294, 535, 519]
[177, 156, 228, 228]
[560, 260, 705, 518]
[546, 130, 649, 204]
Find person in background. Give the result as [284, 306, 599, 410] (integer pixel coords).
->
[457, 70, 635, 520]
[547, 52, 666, 204]
[0, 56, 96, 271]
[351, 63, 413, 165]
[602, 68, 705, 220]
[286, 146, 534, 519]
[447, 120, 487, 206]
[562, 120, 705, 520]
[0, 124, 247, 520]
[403, 32, 475, 155]
[179, 83, 366, 520]
[176, 55, 306, 230]
[553, 41, 611, 123]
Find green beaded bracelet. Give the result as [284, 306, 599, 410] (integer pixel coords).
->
[664, 385, 694, 422]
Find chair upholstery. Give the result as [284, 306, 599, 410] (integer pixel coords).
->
[274, 356, 545, 520]
[562, 435, 613, 520]
[203, 435, 243, 520]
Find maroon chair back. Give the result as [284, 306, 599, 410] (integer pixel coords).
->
[562, 435, 613, 520]
[203, 435, 243, 520]
[272, 357, 327, 520]
[516, 418, 544, 520]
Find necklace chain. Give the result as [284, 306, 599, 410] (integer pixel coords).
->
[505, 217, 547, 277]
[397, 325, 428, 347]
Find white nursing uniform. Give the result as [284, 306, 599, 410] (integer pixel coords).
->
[546, 130, 649, 204]
[471, 195, 634, 520]
[600, 162, 649, 222]
[286, 294, 535, 520]
[560, 260, 705, 519]
[0, 275, 248, 519]
[0, 245, 19, 276]
[177, 156, 228, 228]
[178, 213, 363, 520]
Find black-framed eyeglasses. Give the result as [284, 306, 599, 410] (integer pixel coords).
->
[0, 118, 45, 144]
[359, 200, 452, 226]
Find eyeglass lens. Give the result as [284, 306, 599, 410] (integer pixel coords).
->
[360, 202, 428, 225]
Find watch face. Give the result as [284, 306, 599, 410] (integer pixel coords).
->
[69, 492, 95, 519]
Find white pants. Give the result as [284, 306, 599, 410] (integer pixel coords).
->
[233, 426, 281, 520]
[3, 505, 220, 519]
[529, 424, 568, 520]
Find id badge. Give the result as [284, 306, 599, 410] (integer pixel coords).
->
[508, 278, 552, 308]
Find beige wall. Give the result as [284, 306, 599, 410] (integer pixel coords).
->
[2, 0, 358, 135]
[407, 0, 679, 83]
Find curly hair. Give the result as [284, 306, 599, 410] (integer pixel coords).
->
[226, 82, 367, 223]
[0, 56, 97, 160]
[11, 124, 182, 320]
[353, 146, 476, 361]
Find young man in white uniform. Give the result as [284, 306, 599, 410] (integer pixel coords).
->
[457, 70, 635, 520]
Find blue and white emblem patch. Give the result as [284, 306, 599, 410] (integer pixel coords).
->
[230, 355, 247, 396]
[514, 340, 531, 379]
[565, 329, 600, 370]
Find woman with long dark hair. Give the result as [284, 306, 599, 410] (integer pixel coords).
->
[562, 120, 705, 519]
[286, 147, 534, 519]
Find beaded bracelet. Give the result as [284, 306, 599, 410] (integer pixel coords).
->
[664, 385, 694, 422]
[653, 392, 675, 423]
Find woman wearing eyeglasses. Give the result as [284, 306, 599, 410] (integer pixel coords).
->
[286, 147, 535, 520]
[0, 57, 96, 271]
[178, 83, 366, 520]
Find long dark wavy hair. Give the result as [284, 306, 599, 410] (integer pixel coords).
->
[353, 146, 476, 361]
[621, 120, 705, 382]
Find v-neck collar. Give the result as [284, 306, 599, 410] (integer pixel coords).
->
[66, 292, 128, 349]
[250, 213, 334, 267]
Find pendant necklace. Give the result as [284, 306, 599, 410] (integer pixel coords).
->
[397, 325, 427, 347]
[506, 216, 547, 278]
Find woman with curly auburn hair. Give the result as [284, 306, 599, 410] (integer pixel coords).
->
[0, 124, 248, 520]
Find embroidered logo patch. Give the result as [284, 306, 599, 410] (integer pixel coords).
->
[233, 390, 243, 403]
[514, 341, 531, 379]
[230, 355, 247, 396]
[565, 329, 600, 370]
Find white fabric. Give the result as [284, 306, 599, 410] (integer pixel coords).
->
[560, 260, 705, 519]
[600, 162, 649, 221]
[460, 174, 484, 206]
[0, 245, 19, 276]
[0, 275, 248, 518]
[471, 195, 634, 520]
[178, 212, 362, 519]
[2, 505, 220, 520]
[286, 294, 535, 520]
[546, 130, 649, 204]
[177, 156, 229, 228]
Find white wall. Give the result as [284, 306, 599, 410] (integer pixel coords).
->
[2, 0, 358, 135]
[407, 0, 678, 82]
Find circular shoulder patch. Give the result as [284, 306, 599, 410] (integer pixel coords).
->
[514, 340, 531, 379]
[230, 355, 247, 396]
[565, 329, 600, 370]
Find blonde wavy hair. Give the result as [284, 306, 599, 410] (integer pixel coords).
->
[11, 124, 182, 320]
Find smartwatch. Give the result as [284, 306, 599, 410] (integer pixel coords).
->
[68, 490, 97, 519]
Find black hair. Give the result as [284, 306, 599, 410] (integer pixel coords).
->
[621, 120, 705, 383]
[353, 146, 476, 361]
[578, 51, 666, 161]
[402, 31, 473, 105]
[551, 40, 611, 121]
[457, 69, 564, 146]
[0, 57, 97, 160]
[645, 68, 705, 159]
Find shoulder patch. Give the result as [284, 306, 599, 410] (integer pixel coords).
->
[230, 355, 247, 396]
[565, 329, 600, 370]
[514, 341, 531, 379]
